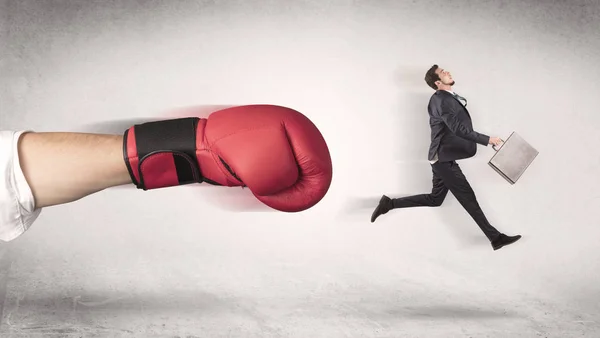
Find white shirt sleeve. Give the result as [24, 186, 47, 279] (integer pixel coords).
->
[0, 130, 42, 242]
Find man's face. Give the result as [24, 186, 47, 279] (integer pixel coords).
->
[435, 67, 455, 87]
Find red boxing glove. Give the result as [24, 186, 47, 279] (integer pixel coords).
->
[123, 104, 333, 212]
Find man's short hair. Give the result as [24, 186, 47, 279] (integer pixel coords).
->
[424, 64, 440, 90]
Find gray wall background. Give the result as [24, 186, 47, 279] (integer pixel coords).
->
[1, 0, 599, 337]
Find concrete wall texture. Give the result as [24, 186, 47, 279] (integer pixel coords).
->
[1, 0, 599, 337]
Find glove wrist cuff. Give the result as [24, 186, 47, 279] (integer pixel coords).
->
[123, 117, 204, 190]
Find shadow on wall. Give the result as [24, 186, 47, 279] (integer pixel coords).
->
[336, 65, 433, 219]
[78, 105, 236, 134]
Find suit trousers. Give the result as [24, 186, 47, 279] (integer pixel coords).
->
[391, 160, 501, 241]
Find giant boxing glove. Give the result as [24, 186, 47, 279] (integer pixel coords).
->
[122, 105, 332, 212]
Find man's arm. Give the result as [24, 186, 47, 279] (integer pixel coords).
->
[17, 132, 132, 209]
[439, 98, 490, 146]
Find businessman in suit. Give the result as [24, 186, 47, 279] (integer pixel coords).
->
[371, 65, 521, 251]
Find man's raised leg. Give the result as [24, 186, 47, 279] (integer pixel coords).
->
[371, 167, 449, 222]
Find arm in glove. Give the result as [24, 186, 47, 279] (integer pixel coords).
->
[123, 104, 333, 212]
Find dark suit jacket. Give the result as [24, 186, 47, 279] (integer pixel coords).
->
[427, 90, 490, 162]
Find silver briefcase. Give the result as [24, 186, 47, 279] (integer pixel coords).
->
[488, 132, 539, 184]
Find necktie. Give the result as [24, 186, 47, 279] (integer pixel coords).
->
[453, 93, 468, 107]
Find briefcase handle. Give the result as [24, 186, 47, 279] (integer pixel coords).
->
[492, 139, 505, 152]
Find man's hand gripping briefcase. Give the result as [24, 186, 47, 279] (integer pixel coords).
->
[488, 132, 539, 185]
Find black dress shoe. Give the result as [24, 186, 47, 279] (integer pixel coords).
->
[371, 195, 393, 223]
[491, 233, 522, 250]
